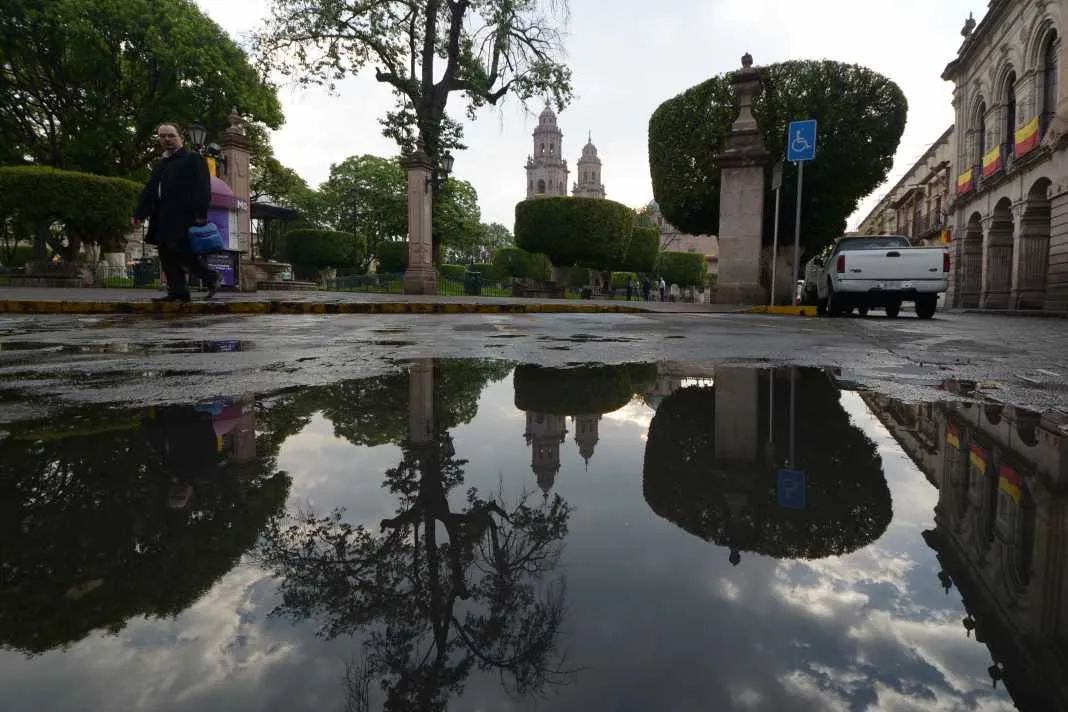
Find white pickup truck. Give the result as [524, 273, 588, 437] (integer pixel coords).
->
[801, 234, 949, 319]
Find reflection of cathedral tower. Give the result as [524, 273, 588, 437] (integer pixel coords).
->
[524, 412, 568, 494]
[525, 107, 570, 198]
[572, 414, 601, 468]
[572, 134, 606, 198]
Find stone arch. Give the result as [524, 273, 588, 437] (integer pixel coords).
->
[1039, 29, 1060, 136]
[997, 66, 1018, 153]
[536, 178, 546, 194]
[1025, 17, 1058, 72]
[985, 403, 1004, 426]
[1016, 177, 1052, 309]
[982, 197, 1014, 309]
[970, 96, 989, 169]
[959, 212, 984, 308]
[1015, 408, 1041, 447]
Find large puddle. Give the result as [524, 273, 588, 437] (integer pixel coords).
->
[0, 360, 1059, 711]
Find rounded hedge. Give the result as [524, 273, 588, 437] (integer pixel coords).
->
[513, 364, 635, 415]
[0, 166, 141, 248]
[657, 252, 707, 287]
[375, 240, 408, 274]
[514, 197, 634, 269]
[439, 263, 466, 281]
[625, 226, 661, 273]
[610, 271, 639, 289]
[493, 247, 551, 280]
[285, 229, 365, 271]
[469, 262, 499, 280]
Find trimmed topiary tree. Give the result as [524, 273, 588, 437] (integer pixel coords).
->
[375, 240, 408, 273]
[657, 252, 707, 287]
[285, 228, 365, 272]
[514, 364, 645, 415]
[623, 226, 660, 273]
[439, 263, 466, 281]
[493, 246, 551, 280]
[514, 196, 634, 270]
[469, 262, 499, 280]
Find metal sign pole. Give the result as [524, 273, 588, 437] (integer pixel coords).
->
[791, 160, 804, 295]
[770, 162, 783, 306]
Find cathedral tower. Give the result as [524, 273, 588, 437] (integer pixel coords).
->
[524, 411, 568, 495]
[572, 134, 605, 199]
[525, 107, 570, 198]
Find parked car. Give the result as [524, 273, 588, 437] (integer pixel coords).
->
[802, 234, 949, 319]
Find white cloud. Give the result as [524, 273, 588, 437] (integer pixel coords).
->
[194, 0, 977, 230]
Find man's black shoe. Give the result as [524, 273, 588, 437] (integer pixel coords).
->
[205, 272, 220, 299]
[152, 294, 191, 303]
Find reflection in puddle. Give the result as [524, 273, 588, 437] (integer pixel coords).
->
[0, 361, 1059, 710]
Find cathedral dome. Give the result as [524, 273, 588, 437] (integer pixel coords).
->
[538, 106, 558, 126]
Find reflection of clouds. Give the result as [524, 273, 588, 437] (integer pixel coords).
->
[602, 398, 654, 435]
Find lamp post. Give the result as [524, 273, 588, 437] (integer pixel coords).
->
[426, 152, 455, 192]
[187, 120, 227, 174]
[404, 141, 454, 294]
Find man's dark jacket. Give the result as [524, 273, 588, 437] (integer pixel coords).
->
[133, 148, 211, 246]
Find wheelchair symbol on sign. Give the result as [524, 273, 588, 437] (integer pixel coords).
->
[792, 131, 812, 153]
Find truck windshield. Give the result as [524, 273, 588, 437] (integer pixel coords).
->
[839, 236, 911, 251]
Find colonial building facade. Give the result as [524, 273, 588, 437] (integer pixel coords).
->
[856, 126, 954, 245]
[943, 0, 1067, 310]
[645, 200, 720, 276]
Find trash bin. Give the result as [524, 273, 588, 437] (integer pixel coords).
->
[464, 271, 482, 296]
[133, 258, 160, 286]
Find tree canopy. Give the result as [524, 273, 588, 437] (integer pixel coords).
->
[0, 0, 283, 178]
[648, 60, 906, 256]
[515, 197, 635, 269]
[642, 368, 892, 562]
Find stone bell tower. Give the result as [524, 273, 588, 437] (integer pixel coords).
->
[572, 134, 606, 199]
[525, 107, 570, 198]
[218, 107, 252, 257]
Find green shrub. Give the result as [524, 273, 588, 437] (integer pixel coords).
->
[0, 244, 35, 268]
[610, 271, 639, 289]
[657, 252, 707, 287]
[285, 228, 366, 271]
[102, 276, 135, 288]
[624, 226, 661, 273]
[376, 240, 408, 273]
[469, 262, 499, 281]
[439, 263, 466, 281]
[0, 166, 140, 251]
[514, 197, 634, 269]
[493, 247, 551, 280]
[567, 266, 591, 288]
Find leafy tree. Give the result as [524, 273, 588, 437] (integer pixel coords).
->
[0, 0, 283, 178]
[656, 252, 707, 287]
[648, 60, 906, 257]
[624, 226, 660, 273]
[0, 402, 291, 655]
[253, 0, 573, 261]
[284, 228, 366, 274]
[250, 155, 313, 209]
[493, 246, 551, 280]
[642, 368, 892, 563]
[376, 240, 409, 274]
[433, 178, 481, 260]
[515, 197, 635, 270]
[514, 364, 653, 415]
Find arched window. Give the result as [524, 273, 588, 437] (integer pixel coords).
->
[1004, 72, 1016, 154]
[1042, 33, 1059, 136]
[540, 143, 545, 155]
[537, 179, 546, 194]
[976, 102, 987, 168]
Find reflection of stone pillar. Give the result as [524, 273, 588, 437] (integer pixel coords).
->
[409, 359, 435, 445]
[714, 367, 759, 466]
[716, 54, 770, 305]
[218, 108, 252, 257]
[404, 141, 437, 295]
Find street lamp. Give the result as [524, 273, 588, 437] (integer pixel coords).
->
[187, 121, 207, 149]
[426, 152, 455, 192]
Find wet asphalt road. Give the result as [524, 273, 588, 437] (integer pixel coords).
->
[0, 310, 1065, 420]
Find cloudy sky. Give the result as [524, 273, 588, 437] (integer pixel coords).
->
[195, 0, 980, 231]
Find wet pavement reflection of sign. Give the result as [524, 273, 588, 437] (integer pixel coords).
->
[777, 468, 806, 509]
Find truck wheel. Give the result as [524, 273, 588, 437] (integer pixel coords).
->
[885, 301, 901, 318]
[827, 281, 846, 316]
[915, 296, 937, 320]
[803, 287, 819, 306]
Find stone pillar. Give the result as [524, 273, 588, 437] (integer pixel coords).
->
[1045, 186, 1068, 311]
[218, 107, 252, 257]
[404, 141, 437, 295]
[715, 54, 770, 305]
[960, 230, 983, 309]
[981, 218, 1014, 309]
[1014, 203, 1052, 309]
[714, 366, 759, 467]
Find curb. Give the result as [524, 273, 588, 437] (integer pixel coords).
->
[746, 305, 819, 317]
[0, 299, 654, 316]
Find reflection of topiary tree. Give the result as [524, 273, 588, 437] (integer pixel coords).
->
[257, 426, 572, 711]
[642, 368, 891, 560]
[513, 363, 656, 415]
[0, 404, 291, 655]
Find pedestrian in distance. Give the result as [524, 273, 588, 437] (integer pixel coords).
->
[642, 277, 652, 301]
[132, 122, 220, 302]
[659, 276, 667, 302]
[626, 277, 635, 301]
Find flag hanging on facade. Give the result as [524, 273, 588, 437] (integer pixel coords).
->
[969, 443, 987, 473]
[940, 227, 952, 244]
[982, 144, 1002, 178]
[998, 465, 1023, 503]
[1015, 116, 1041, 157]
[945, 424, 961, 448]
[956, 168, 974, 195]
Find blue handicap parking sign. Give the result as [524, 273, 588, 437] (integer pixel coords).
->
[777, 468, 806, 509]
[786, 119, 817, 162]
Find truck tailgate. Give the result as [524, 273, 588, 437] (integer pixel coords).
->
[840, 248, 944, 282]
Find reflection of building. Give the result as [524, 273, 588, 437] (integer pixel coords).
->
[524, 412, 567, 494]
[572, 414, 601, 468]
[864, 391, 1068, 709]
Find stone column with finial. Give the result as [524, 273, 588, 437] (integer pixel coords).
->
[715, 53, 771, 305]
[218, 107, 255, 290]
[404, 139, 437, 294]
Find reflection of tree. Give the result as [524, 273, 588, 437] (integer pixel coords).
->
[514, 363, 657, 415]
[258, 363, 571, 711]
[0, 403, 290, 655]
[643, 368, 892, 560]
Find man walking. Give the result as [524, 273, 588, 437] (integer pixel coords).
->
[132, 122, 219, 302]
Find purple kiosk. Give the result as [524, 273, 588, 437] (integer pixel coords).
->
[202, 176, 243, 289]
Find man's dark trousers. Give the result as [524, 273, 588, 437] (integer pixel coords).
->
[159, 239, 214, 298]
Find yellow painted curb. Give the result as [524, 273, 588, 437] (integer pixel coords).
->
[747, 305, 819, 317]
[0, 299, 652, 316]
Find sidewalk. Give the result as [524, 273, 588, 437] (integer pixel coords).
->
[0, 287, 751, 316]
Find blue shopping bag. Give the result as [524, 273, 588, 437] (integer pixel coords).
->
[188, 222, 224, 254]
